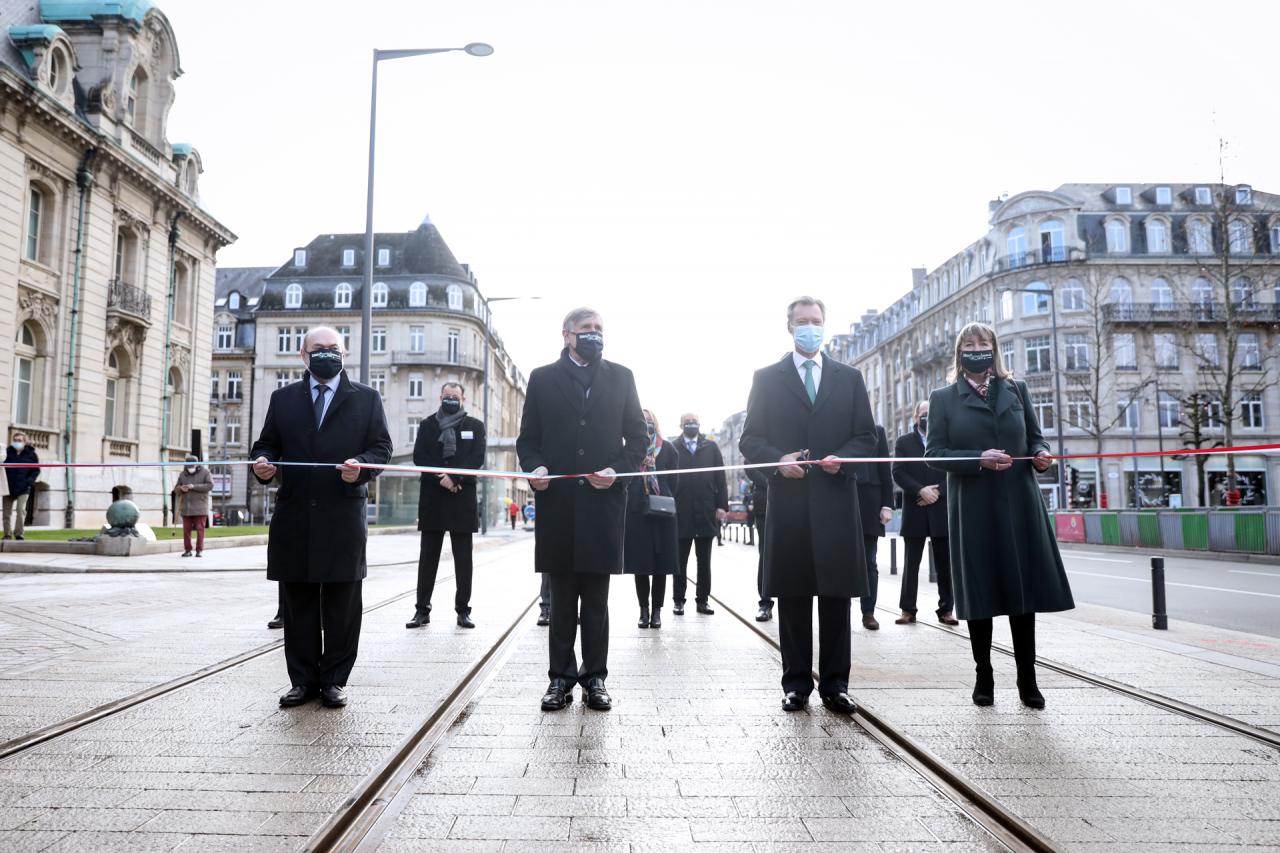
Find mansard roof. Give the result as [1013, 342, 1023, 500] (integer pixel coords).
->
[38, 1, 154, 26]
[274, 220, 470, 282]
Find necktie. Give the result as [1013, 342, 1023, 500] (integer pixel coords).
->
[313, 384, 328, 428]
[803, 359, 817, 403]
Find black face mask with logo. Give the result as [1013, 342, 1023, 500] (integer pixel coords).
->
[308, 349, 343, 380]
[574, 331, 604, 364]
[960, 349, 994, 375]
[441, 398, 462, 415]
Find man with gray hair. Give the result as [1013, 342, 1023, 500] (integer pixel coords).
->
[251, 325, 392, 709]
[518, 308, 647, 712]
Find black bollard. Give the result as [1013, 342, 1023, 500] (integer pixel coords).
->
[890, 538, 898, 575]
[1151, 556, 1168, 630]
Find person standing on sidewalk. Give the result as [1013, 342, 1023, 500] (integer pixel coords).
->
[251, 326, 393, 710]
[854, 425, 893, 630]
[746, 466, 772, 621]
[518, 307, 647, 712]
[625, 409, 680, 629]
[893, 400, 957, 626]
[3, 431, 38, 540]
[406, 382, 486, 630]
[672, 414, 727, 615]
[925, 322, 1074, 709]
[507, 500, 520, 530]
[175, 454, 212, 557]
[740, 296, 876, 714]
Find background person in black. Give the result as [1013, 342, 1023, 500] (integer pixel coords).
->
[746, 467, 772, 621]
[854, 425, 894, 631]
[251, 326, 393, 709]
[406, 382, 487, 630]
[624, 409, 680, 629]
[672, 413, 728, 615]
[892, 399, 956, 626]
[518, 308, 647, 712]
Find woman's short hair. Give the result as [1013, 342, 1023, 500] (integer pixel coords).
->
[949, 322, 1011, 382]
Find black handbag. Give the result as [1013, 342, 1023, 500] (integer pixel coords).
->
[646, 494, 676, 517]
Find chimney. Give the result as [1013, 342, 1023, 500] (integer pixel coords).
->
[911, 267, 927, 290]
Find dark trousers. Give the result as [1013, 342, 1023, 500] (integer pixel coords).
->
[755, 518, 771, 609]
[674, 536, 714, 604]
[280, 580, 362, 689]
[861, 535, 880, 616]
[539, 573, 551, 608]
[634, 574, 667, 609]
[777, 595, 851, 697]
[547, 573, 610, 687]
[900, 536, 953, 615]
[416, 529, 474, 614]
[509, 514, 517, 530]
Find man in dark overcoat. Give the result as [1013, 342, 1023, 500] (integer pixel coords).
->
[406, 381, 487, 630]
[251, 326, 393, 709]
[518, 307, 647, 712]
[740, 296, 876, 714]
[672, 413, 728, 615]
[854, 425, 894, 631]
[892, 399, 956, 625]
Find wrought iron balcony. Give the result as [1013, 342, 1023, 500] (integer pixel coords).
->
[107, 278, 152, 322]
[995, 246, 1086, 272]
[909, 342, 953, 372]
[1101, 302, 1280, 325]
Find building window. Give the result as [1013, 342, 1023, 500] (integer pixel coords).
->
[293, 249, 306, 268]
[1271, 224, 1280, 254]
[1146, 219, 1170, 254]
[25, 187, 42, 261]
[1025, 335, 1051, 374]
[275, 370, 293, 389]
[1118, 396, 1140, 430]
[1194, 186, 1212, 205]
[1113, 333, 1137, 369]
[408, 416, 423, 444]
[446, 284, 464, 311]
[277, 327, 292, 353]
[125, 67, 144, 126]
[447, 328, 460, 363]
[370, 369, 386, 397]
[1194, 333, 1220, 367]
[1066, 394, 1094, 431]
[285, 283, 303, 309]
[409, 281, 427, 307]
[1228, 219, 1252, 254]
[104, 347, 131, 437]
[371, 327, 387, 353]
[997, 290, 1014, 321]
[1242, 392, 1264, 429]
[1154, 333, 1178, 370]
[166, 367, 187, 448]
[227, 292, 241, 311]
[342, 248, 355, 267]
[335, 282, 352, 308]
[208, 419, 216, 446]
[372, 282, 388, 308]
[1151, 278, 1174, 309]
[1057, 280, 1085, 312]
[1039, 220, 1065, 261]
[1109, 277, 1133, 305]
[1204, 396, 1224, 430]
[338, 326, 351, 351]
[1114, 186, 1132, 205]
[1235, 186, 1253, 205]
[210, 371, 220, 400]
[215, 323, 234, 350]
[1000, 339, 1016, 369]
[377, 247, 391, 266]
[1158, 391, 1180, 428]
[1022, 281, 1050, 316]
[1191, 277, 1213, 307]
[1239, 333, 1261, 369]
[1187, 218, 1212, 254]
[225, 416, 242, 445]
[1030, 391, 1055, 430]
[1155, 186, 1172, 205]
[408, 373, 424, 399]
[12, 321, 46, 426]
[293, 327, 307, 352]
[1105, 219, 1129, 253]
[409, 325, 425, 353]
[226, 370, 242, 400]
[1231, 277, 1254, 307]
[1064, 335, 1089, 371]
[1006, 227, 1027, 267]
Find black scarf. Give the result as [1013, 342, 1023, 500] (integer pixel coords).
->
[436, 406, 467, 458]
[559, 347, 598, 402]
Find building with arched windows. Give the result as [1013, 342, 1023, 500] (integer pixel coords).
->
[0, 2, 235, 527]
[830, 183, 1280, 510]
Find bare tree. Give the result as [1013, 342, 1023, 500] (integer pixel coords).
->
[1176, 391, 1225, 507]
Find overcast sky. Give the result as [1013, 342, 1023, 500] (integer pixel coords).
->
[163, 0, 1280, 436]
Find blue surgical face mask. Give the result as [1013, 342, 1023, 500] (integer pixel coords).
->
[793, 324, 824, 353]
[11, 442, 23, 451]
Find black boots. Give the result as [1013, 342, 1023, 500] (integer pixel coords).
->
[1010, 613, 1044, 709]
[968, 618, 995, 706]
[638, 606, 650, 629]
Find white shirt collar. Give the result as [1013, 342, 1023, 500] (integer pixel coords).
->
[793, 350, 824, 370]
[309, 372, 341, 394]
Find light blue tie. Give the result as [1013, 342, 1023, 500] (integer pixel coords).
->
[803, 360, 817, 403]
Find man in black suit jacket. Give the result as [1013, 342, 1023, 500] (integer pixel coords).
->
[855, 425, 894, 631]
[672, 414, 728, 615]
[518, 307, 647, 712]
[251, 326, 393, 709]
[406, 381, 487, 630]
[892, 399, 956, 625]
[740, 297, 877, 714]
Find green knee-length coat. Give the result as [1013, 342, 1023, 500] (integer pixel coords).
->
[924, 376, 1074, 620]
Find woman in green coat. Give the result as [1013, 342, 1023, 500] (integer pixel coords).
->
[924, 322, 1074, 708]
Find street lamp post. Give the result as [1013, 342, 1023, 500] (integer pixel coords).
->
[477, 295, 539, 535]
[359, 43, 493, 383]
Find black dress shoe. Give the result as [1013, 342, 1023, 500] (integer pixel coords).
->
[541, 679, 570, 711]
[267, 615, 283, 630]
[279, 686, 315, 707]
[973, 668, 995, 707]
[584, 678, 612, 711]
[537, 606, 550, 626]
[696, 603, 715, 615]
[895, 611, 917, 625]
[320, 685, 347, 708]
[649, 608, 662, 629]
[638, 606, 650, 629]
[673, 601, 685, 615]
[820, 692, 857, 714]
[755, 606, 773, 622]
[781, 692, 809, 712]
[405, 610, 430, 629]
[457, 612, 475, 629]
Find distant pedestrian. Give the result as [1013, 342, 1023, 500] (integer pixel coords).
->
[925, 322, 1074, 709]
[746, 467, 772, 621]
[3, 431, 38, 541]
[672, 413, 727, 615]
[406, 382, 486, 630]
[854, 426, 893, 630]
[625, 409, 680, 629]
[174, 454, 213, 557]
[507, 500, 520, 530]
[893, 400, 957, 626]
[523, 500, 535, 529]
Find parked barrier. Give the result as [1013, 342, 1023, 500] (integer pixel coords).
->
[1058, 508, 1280, 556]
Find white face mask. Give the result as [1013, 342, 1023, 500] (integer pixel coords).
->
[185, 465, 197, 474]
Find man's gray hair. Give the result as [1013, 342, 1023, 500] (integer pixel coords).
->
[562, 307, 602, 331]
[441, 381, 466, 397]
[302, 325, 346, 352]
[787, 296, 826, 323]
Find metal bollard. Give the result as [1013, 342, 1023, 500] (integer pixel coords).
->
[890, 538, 898, 575]
[1151, 556, 1168, 630]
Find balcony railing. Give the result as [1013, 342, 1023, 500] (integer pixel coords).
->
[107, 278, 152, 322]
[391, 350, 485, 371]
[909, 342, 952, 372]
[995, 246, 1086, 272]
[1101, 302, 1280, 324]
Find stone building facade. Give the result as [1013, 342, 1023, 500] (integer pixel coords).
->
[829, 183, 1280, 509]
[1, 2, 234, 527]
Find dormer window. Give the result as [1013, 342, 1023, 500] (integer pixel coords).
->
[285, 283, 303, 309]
[293, 249, 306, 268]
[126, 67, 149, 131]
[342, 248, 355, 267]
[1114, 186, 1132, 205]
[1154, 186, 1171, 205]
[48, 47, 69, 97]
[377, 248, 391, 267]
[1236, 185, 1253, 205]
[1195, 186, 1212, 205]
[228, 292, 241, 310]
[371, 282, 388, 308]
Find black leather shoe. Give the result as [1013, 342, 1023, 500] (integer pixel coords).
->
[1018, 681, 1045, 709]
[457, 612, 475, 629]
[405, 610, 430, 629]
[781, 692, 809, 712]
[320, 685, 347, 708]
[638, 606, 650, 629]
[194, 552, 202, 558]
[584, 678, 612, 711]
[696, 603, 715, 615]
[279, 686, 315, 707]
[649, 608, 662, 629]
[537, 606, 550, 626]
[820, 692, 857, 714]
[755, 606, 773, 622]
[895, 611, 917, 625]
[541, 679, 570, 711]
[267, 614, 283, 630]
[973, 668, 995, 707]
[673, 601, 685, 615]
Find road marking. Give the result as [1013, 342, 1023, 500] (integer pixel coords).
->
[1063, 554, 1132, 564]
[1067, 569, 1280, 599]
[1229, 569, 1280, 578]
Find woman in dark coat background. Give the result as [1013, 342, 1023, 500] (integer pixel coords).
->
[925, 322, 1074, 709]
[624, 410, 680, 629]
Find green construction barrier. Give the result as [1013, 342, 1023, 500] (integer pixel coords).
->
[1234, 513, 1267, 553]
[1181, 513, 1209, 550]
[1099, 513, 1121, 546]
[1137, 513, 1162, 548]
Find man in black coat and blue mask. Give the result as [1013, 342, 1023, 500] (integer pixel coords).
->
[518, 308, 647, 712]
